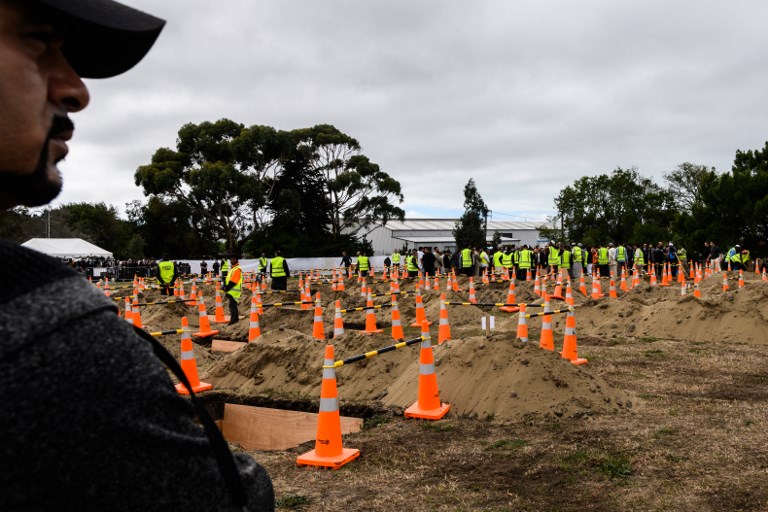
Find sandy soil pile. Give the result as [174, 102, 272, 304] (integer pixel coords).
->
[129, 270, 768, 422]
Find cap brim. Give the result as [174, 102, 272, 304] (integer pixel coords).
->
[37, 0, 165, 79]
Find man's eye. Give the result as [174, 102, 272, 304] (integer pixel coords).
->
[24, 31, 62, 51]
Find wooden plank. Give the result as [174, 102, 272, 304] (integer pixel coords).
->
[221, 404, 363, 451]
[211, 339, 247, 352]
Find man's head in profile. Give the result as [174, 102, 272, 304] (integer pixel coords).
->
[0, 0, 164, 210]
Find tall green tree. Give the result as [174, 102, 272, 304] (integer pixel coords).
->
[554, 167, 676, 246]
[135, 119, 264, 254]
[664, 162, 717, 212]
[453, 179, 489, 249]
[293, 124, 405, 240]
[126, 198, 217, 259]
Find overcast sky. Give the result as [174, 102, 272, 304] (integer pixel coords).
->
[50, 0, 768, 223]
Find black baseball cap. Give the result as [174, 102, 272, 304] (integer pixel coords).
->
[35, 0, 166, 79]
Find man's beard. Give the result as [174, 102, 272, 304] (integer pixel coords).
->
[0, 116, 73, 207]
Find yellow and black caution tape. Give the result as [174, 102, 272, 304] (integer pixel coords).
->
[523, 307, 573, 319]
[338, 304, 393, 314]
[128, 298, 198, 307]
[147, 328, 185, 337]
[443, 301, 547, 308]
[326, 335, 424, 369]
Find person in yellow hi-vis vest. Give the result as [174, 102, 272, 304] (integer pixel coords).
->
[356, 251, 370, 278]
[391, 249, 402, 270]
[156, 256, 177, 296]
[270, 250, 290, 291]
[223, 256, 243, 325]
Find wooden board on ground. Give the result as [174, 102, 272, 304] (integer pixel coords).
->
[221, 404, 363, 451]
[211, 339, 247, 352]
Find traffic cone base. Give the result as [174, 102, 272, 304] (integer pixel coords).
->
[296, 447, 361, 469]
[175, 380, 213, 394]
[404, 401, 451, 420]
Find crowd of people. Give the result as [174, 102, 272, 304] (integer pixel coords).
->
[339, 240, 756, 282]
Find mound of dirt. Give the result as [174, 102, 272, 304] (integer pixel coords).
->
[125, 271, 768, 423]
[203, 327, 631, 423]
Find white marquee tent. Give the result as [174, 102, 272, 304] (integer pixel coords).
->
[21, 238, 113, 258]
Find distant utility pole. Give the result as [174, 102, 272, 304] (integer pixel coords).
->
[47, 209, 51, 238]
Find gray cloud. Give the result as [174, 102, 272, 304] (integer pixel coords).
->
[52, 0, 768, 221]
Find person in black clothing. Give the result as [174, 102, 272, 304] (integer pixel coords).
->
[442, 250, 452, 272]
[212, 259, 220, 277]
[421, 246, 436, 277]
[339, 251, 352, 273]
[708, 241, 722, 272]
[0, 1, 273, 510]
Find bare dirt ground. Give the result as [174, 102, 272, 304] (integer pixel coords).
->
[126, 269, 768, 511]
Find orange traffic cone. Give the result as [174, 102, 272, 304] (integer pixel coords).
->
[404, 321, 451, 420]
[336, 272, 345, 293]
[303, 280, 312, 310]
[312, 294, 325, 340]
[516, 304, 528, 342]
[560, 308, 587, 365]
[212, 287, 230, 324]
[175, 317, 213, 394]
[680, 280, 686, 296]
[609, 278, 618, 299]
[410, 286, 430, 327]
[591, 274, 601, 299]
[333, 300, 345, 338]
[539, 294, 554, 351]
[500, 278, 519, 312]
[131, 299, 143, 329]
[620, 270, 628, 292]
[452, 271, 459, 292]
[468, 278, 477, 304]
[722, 272, 729, 292]
[534, 275, 542, 296]
[660, 264, 671, 287]
[693, 281, 701, 298]
[123, 297, 133, 324]
[565, 280, 575, 306]
[437, 293, 451, 345]
[738, 270, 745, 289]
[390, 294, 404, 340]
[194, 291, 219, 338]
[649, 267, 658, 286]
[248, 296, 261, 342]
[360, 291, 383, 334]
[551, 272, 564, 300]
[188, 282, 198, 306]
[296, 345, 360, 469]
[579, 273, 587, 296]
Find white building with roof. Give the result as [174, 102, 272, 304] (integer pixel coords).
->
[357, 219, 546, 255]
